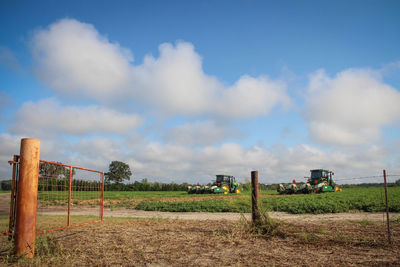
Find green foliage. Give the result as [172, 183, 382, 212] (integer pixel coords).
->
[38, 178, 101, 192]
[105, 179, 189, 191]
[249, 210, 283, 237]
[40, 162, 74, 178]
[105, 161, 132, 184]
[1, 180, 11, 190]
[35, 235, 62, 258]
[105, 191, 191, 199]
[264, 187, 400, 214]
[133, 187, 400, 214]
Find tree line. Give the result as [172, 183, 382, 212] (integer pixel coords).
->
[2, 160, 400, 191]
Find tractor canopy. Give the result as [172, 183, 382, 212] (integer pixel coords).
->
[215, 175, 235, 184]
[309, 169, 333, 184]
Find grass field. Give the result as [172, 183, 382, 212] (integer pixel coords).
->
[1, 189, 400, 265]
[5, 187, 400, 214]
[1, 215, 399, 266]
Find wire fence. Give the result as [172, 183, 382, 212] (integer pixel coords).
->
[335, 173, 400, 183]
[7, 157, 104, 236]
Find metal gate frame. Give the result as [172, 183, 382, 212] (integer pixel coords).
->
[7, 155, 105, 237]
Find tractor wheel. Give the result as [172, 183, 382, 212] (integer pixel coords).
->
[235, 188, 241, 194]
[221, 185, 229, 194]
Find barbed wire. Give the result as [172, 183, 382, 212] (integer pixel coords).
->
[335, 175, 382, 182]
[334, 174, 399, 183]
[386, 174, 400, 177]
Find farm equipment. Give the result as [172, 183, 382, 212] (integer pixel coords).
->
[277, 169, 341, 194]
[188, 174, 242, 194]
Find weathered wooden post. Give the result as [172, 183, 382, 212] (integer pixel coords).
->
[251, 170, 261, 225]
[383, 169, 391, 244]
[14, 138, 40, 258]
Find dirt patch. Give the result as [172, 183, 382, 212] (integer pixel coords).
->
[33, 205, 400, 223]
[0, 194, 10, 216]
[2, 191, 400, 266]
[2, 218, 399, 266]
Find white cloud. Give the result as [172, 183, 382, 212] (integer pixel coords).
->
[133, 42, 220, 114]
[217, 75, 291, 118]
[133, 42, 290, 117]
[11, 98, 143, 136]
[127, 140, 392, 184]
[0, 134, 26, 179]
[32, 18, 133, 99]
[305, 68, 400, 145]
[31, 19, 290, 119]
[0, 132, 397, 184]
[164, 120, 237, 146]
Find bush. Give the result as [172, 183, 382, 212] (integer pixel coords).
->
[1, 180, 11, 190]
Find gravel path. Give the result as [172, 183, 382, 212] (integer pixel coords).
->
[34, 206, 400, 223]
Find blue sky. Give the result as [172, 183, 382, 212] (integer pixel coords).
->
[1, 0, 400, 184]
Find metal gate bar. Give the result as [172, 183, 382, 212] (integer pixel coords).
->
[7, 156, 104, 237]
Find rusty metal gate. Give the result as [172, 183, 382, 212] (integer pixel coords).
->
[7, 155, 104, 237]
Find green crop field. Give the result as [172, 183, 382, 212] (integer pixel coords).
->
[134, 187, 400, 214]
[37, 189, 277, 201]
[33, 187, 400, 214]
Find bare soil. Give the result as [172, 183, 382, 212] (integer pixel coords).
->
[1, 193, 400, 266]
[2, 217, 399, 266]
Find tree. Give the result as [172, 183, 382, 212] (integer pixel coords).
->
[39, 162, 74, 178]
[105, 161, 132, 184]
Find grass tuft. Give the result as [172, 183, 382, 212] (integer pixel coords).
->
[239, 209, 285, 238]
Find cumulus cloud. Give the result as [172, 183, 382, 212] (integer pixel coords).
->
[217, 75, 291, 118]
[31, 19, 290, 119]
[11, 98, 143, 136]
[126, 140, 392, 184]
[164, 120, 238, 146]
[133, 42, 220, 114]
[32, 18, 133, 98]
[0, 132, 397, 183]
[305, 68, 400, 146]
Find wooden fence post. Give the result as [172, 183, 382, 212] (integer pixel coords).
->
[251, 170, 261, 225]
[383, 169, 392, 244]
[14, 138, 40, 258]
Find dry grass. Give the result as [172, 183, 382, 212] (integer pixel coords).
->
[1, 216, 399, 266]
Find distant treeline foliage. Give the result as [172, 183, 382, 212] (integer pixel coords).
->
[38, 178, 101, 191]
[105, 179, 190, 191]
[1, 179, 400, 191]
[1, 180, 11, 190]
[0, 179, 101, 191]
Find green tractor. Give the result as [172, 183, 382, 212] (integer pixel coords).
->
[188, 174, 242, 194]
[277, 169, 341, 194]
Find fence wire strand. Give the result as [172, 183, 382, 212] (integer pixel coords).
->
[36, 160, 103, 233]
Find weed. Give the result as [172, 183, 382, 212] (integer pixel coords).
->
[359, 219, 376, 226]
[315, 226, 326, 234]
[35, 235, 62, 257]
[239, 209, 285, 238]
[297, 231, 318, 243]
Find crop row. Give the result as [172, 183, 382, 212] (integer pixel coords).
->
[135, 187, 400, 214]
